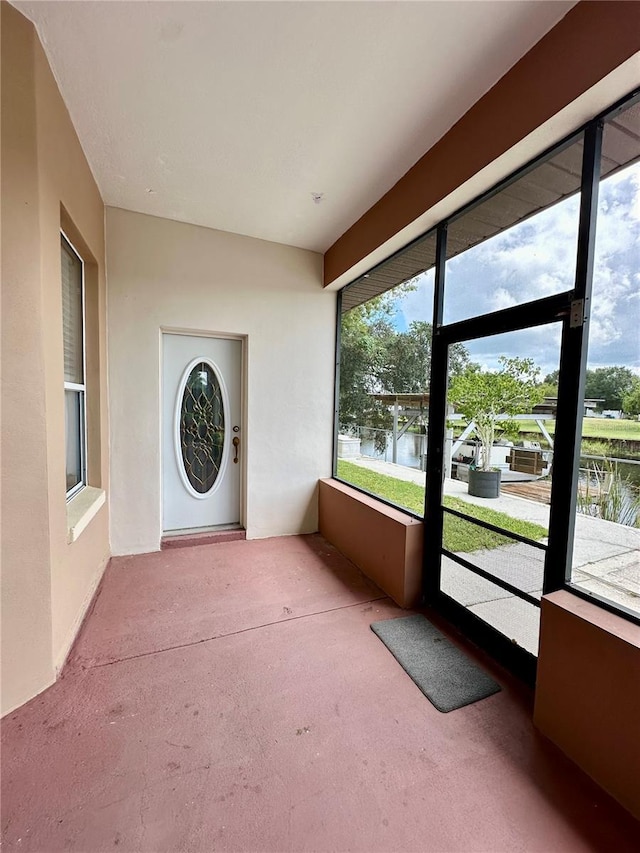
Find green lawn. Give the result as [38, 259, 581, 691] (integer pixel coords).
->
[336, 460, 547, 553]
[578, 418, 640, 440]
[453, 418, 640, 442]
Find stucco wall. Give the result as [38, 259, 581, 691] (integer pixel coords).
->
[1, 3, 110, 715]
[106, 207, 333, 555]
[534, 591, 640, 821]
[319, 479, 423, 608]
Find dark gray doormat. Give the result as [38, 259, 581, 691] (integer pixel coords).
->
[371, 614, 501, 712]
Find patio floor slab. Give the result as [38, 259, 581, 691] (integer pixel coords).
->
[69, 535, 384, 668]
[2, 534, 639, 852]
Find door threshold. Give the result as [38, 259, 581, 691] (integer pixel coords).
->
[161, 526, 246, 551]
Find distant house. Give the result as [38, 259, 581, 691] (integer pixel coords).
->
[533, 397, 604, 417]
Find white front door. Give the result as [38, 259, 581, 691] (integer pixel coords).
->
[162, 333, 242, 533]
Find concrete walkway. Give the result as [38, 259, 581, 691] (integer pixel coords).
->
[347, 456, 640, 627]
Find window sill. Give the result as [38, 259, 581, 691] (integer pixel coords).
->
[66, 486, 106, 543]
[541, 589, 640, 646]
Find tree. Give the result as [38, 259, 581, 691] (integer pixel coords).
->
[539, 370, 559, 399]
[339, 309, 471, 430]
[448, 357, 544, 471]
[377, 321, 432, 394]
[377, 320, 470, 394]
[584, 366, 636, 411]
[338, 283, 416, 430]
[338, 308, 390, 431]
[542, 366, 636, 411]
[537, 381, 559, 398]
[622, 379, 640, 418]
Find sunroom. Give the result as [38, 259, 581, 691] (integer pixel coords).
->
[2, 1, 639, 849]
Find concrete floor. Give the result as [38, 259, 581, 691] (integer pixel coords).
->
[2, 534, 639, 852]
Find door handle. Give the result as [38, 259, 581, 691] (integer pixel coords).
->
[233, 436, 240, 464]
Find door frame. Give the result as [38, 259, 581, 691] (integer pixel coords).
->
[422, 121, 604, 685]
[159, 327, 247, 535]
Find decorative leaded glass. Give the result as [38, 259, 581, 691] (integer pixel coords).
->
[179, 362, 224, 493]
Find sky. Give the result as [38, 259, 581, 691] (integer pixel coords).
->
[391, 161, 640, 378]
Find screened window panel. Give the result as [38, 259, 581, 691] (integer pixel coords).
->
[440, 556, 540, 655]
[61, 239, 84, 384]
[568, 97, 640, 619]
[442, 135, 584, 325]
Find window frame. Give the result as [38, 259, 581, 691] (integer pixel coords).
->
[62, 230, 88, 501]
[333, 86, 640, 654]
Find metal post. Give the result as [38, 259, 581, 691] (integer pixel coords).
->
[332, 289, 343, 476]
[535, 418, 554, 449]
[450, 420, 477, 458]
[444, 404, 453, 480]
[392, 401, 399, 464]
[423, 223, 447, 603]
[545, 120, 603, 594]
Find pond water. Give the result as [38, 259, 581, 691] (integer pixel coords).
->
[581, 456, 640, 489]
[359, 431, 427, 470]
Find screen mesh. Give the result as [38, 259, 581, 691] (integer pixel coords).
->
[440, 555, 541, 656]
[442, 509, 546, 600]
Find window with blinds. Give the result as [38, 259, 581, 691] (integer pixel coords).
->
[61, 234, 86, 497]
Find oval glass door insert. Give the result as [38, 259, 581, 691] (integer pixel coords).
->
[178, 361, 225, 493]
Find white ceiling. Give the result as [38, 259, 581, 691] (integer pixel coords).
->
[16, 0, 577, 253]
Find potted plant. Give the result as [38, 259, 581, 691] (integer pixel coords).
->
[448, 357, 543, 498]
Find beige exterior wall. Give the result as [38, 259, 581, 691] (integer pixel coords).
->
[106, 207, 333, 554]
[1, 4, 110, 715]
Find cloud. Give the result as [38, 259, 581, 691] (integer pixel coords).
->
[380, 161, 639, 376]
[445, 161, 639, 372]
[588, 163, 640, 368]
[464, 323, 562, 376]
[396, 268, 434, 328]
[490, 287, 517, 311]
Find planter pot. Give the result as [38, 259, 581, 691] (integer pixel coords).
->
[468, 468, 501, 498]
